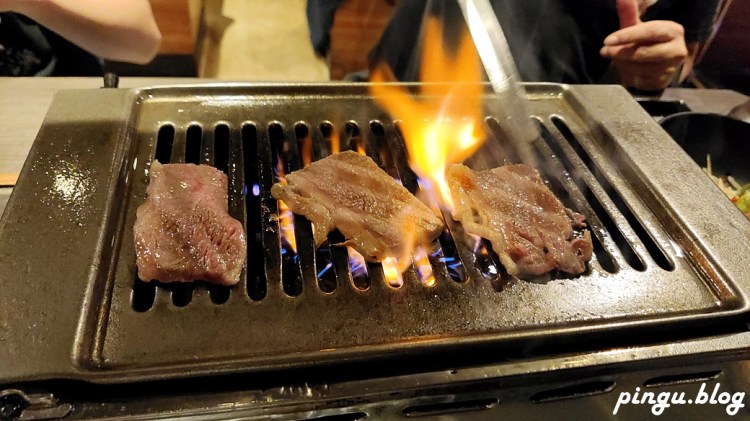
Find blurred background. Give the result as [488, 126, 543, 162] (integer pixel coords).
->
[110, 0, 748, 94]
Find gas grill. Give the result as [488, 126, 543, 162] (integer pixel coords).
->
[1, 83, 749, 420]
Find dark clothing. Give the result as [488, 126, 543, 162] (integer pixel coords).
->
[369, 0, 720, 83]
[0, 13, 102, 76]
[306, 0, 347, 57]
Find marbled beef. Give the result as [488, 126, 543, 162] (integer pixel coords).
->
[270, 151, 443, 262]
[447, 163, 592, 277]
[134, 161, 246, 285]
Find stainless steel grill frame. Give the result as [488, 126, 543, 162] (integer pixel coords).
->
[1, 83, 749, 394]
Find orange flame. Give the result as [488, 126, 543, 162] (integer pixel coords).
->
[413, 246, 436, 287]
[275, 163, 297, 253]
[299, 136, 313, 167]
[370, 16, 485, 211]
[382, 256, 403, 288]
[329, 126, 341, 155]
[278, 199, 297, 252]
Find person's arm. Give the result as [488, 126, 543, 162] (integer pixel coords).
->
[599, 0, 687, 92]
[0, 0, 162, 64]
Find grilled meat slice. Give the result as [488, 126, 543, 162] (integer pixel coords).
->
[134, 161, 246, 285]
[270, 151, 444, 262]
[447, 163, 592, 277]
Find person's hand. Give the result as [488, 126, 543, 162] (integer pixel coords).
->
[0, 0, 18, 12]
[600, 0, 688, 92]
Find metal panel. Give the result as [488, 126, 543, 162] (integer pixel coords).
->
[0, 83, 749, 384]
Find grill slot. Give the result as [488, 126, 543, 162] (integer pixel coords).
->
[270, 122, 305, 297]
[166, 282, 192, 307]
[345, 121, 364, 153]
[131, 121, 244, 310]
[129, 123, 177, 312]
[131, 275, 156, 312]
[130, 111, 696, 305]
[319, 121, 336, 155]
[242, 124, 268, 301]
[295, 122, 338, 294]
[485, 117, 522, 164]
[185, 124, 202, 164]
[167, 124, 197, 306]
[214, 124, 230, 174]
[532, 121, 625, 273]
[551, 117, 675, 271]
[390, 122, 470, 286]
[154, 124, 175, 164]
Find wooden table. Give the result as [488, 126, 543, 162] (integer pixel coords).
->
[0, 78, 747, 216]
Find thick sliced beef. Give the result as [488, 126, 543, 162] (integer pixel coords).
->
[270, 151, 444, 262]
[134, 161, 246, 285]
[447, 163, 592, 277]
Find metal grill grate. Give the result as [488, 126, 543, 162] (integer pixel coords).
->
[0, 83, 741, 388]
[70, 83, 729, 382]
[2, 84, 749, 386]
[129, 113, 636, 311]
[84, 85, 740, 380]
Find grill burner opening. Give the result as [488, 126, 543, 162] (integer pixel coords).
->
[133, 114, 535, 311]
[131, 122, 240, 310]
[129, 109, 674, 311]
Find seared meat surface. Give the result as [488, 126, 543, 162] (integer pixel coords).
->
[134, 161, 246, 285]
[270, 151, 444, 262]
[447, 164, 592, 277]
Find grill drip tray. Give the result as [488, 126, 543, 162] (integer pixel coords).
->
[1, 83, 749, 384]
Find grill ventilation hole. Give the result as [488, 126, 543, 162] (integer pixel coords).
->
[270, 122, 304, 297]
[533, 160, 612, 275]
[319, 121, 338, 153]
[154, 124, 175, 163]
[369, 121, 399, 180]
[402, 397, 499, 417]
[214, 124, 230, 174]
[131, 123, 246, 311]
[242, 124, 267, 301]
[297, 122, 338, 294]
[209, 284, 231, 304]
[185, 124, 201, 164]
[644, 370, 722, 388]
[345, 121, 364, 153]
[536, 120, 645, 271]
[168, 283, 193, 307]
[316, 121, 374, 292]
[485, 118, 523, 163]
[130, 124, 176, 311]
[437, 230, 468, 283]
[392, 121, 469, 285]
[530, 380, 616, 403]
[551, 117, 675, 271]
[131, 275, 156, 312]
